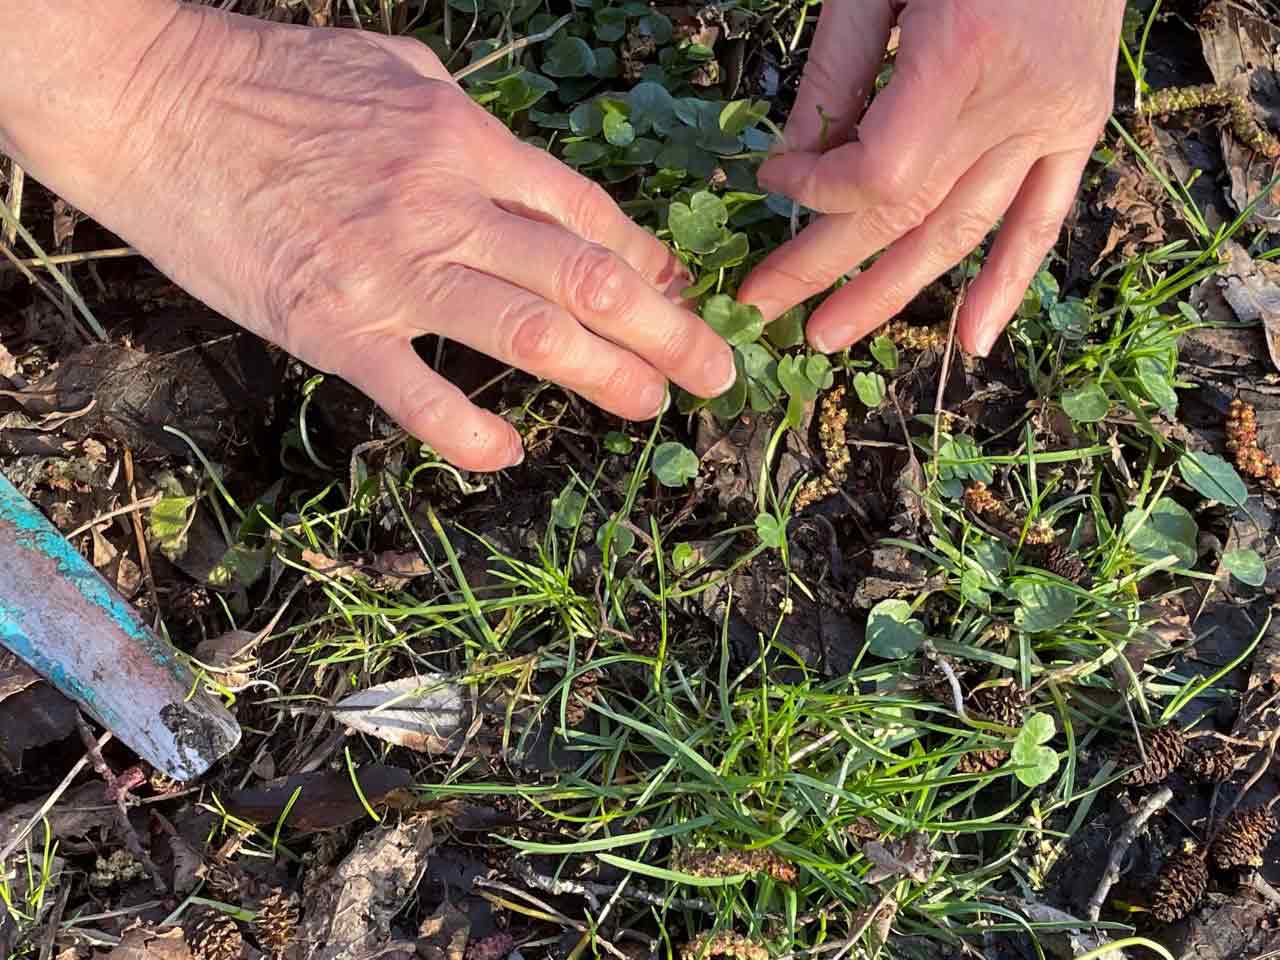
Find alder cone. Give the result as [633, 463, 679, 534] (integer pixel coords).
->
[1042, 543, 1093, 587]
[254, 887, 299, 957]
[1120, 725, 1186, 786]
[1181, 741, 1236, 784]
[1211, 807, 1279, 871]
[967, 684, 1029, 727]
[186, 910, 244, 960]
[1150, 848, 1208, 923]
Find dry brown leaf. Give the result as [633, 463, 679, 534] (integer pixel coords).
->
[193, 629, 258, 688]
[333, 675, 492, 756]
[372, 550, 432, 581]
[1092, 162, 1167, 269]
[225, 766, 413, 832]
[301, 816, 434, 960]
[417, 902, 470, 960]
[300, 548, 367, 583]
[105, 926, 192, 960]
[1210, 242, 1280, 371]
[861, 833, 934, 884]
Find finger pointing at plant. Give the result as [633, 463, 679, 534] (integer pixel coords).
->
[737, 0, 1126, 357]
[0, 1, 737, 472]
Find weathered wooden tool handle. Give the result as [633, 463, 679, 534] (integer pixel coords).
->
[0, 472, 240, 780]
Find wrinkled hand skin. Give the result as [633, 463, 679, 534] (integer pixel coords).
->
[4, 5, 736, 471]
[738, 0, 1126, 358]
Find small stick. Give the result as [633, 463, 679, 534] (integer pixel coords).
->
[511, 861, 715, 913]
[123, 448, 162, 621]
[3, 161, 23, 247]
[0, 730, 112, 864]
[929, 271, 969, 470]
[1212, 727, 1280, 841]
[452, 13, 572, 81]
[0, 246, 138, 272]
[64, 495, 162, 540]
[1085, 786, 1174, 921]
[76, 715, 166, 893]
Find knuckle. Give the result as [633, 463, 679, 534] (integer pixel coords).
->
[598, 361, 648, 407]
[506, 300, 570, 367]
[396, 374, 451, 436]
[940, 209, 993, 255]
[866, 163, 920, 209]
[569, 180, 617, 237]
[863, 200, 927, 239]
[1020, 214, 1065, 252]
[563, 244, 631, 315]
[653, 319, 696, 373]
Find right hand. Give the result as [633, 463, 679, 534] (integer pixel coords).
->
[48, 6, 737, 470]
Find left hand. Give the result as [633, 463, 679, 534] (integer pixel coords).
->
[737, 0, 1126, 357]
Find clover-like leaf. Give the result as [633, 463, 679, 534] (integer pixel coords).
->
[765, 305, 807, 349]
[718, 99, 770, 136]
[668, 191, 729, 254]
[700, 232, 750, 270]
[870, 335, 899, 372]
[702, 295, 764, 347]
[551, 488, 587, 529]
[1122, 497, 1198, 568]
[1060, 380, 1110, 423]
[1011, 713, 1060, 787]
[543, 35, 596, 77]
[852, 371, 886, 408]
[1013, 581, 1077, 633]
[627, 81, 677, 136]
[866, 599, 925, 659]
[740, 344, 781, 412]
[755, 513, 785, 550]
[653, 441, 699, 487]
[1223, 548, 1267, 587]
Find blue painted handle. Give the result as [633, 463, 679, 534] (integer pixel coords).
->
[0, 472, 239, 779]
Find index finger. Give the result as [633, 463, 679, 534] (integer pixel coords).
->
[759, 7, 980, 213]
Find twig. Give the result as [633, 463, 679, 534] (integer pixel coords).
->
[3, 161, 23, 247]
[0, 246, 138, 272]
[1213, 727, 1280, 840]
[76, 715, 167, 893]
[124, 448, 162, 620]
[929, 269, 969, 469]
[510, 861, 715, 913]
[1084, 786, 1174, 921]
[64, 495, 162, 540]
[0, 730, 112, 864]
[452, 13, 572, 81]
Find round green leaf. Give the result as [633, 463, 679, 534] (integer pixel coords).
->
[596, 519, 636, 557]
[1060, 380, 1110, 423]
[1013, 581, 1077, 633]
[551, 489, 587, 528]
[1122, 497, 1198, 568]
[562, 140, 609, 166]
[870, 335, 899, 372]
[866, 599, 925, 659]
[765, 306, 807, 349]
[1136, 357, 1178, 414]
[1223, 548, 1267, 586]
[672, 541, 697, 572]
[852, 371, 886, 408]
[1179, 452, 1248, 509]
[653, 441, 699, 487]
[603, 431, 633, 455]
[702, 295, 764, 347]
[754, 513, 784, 549]
[668, 192, 727, 254]
[543, 35, 596, 77]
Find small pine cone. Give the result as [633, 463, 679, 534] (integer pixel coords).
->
[186, 910, 244, 960]
[1150, 848, 1208, 923]
[1181, 741, 1237, 784]
[1041, 543, 1093, 587]
[1210, 807, 1279, 871]
[956, 748, 1007, 774]
[967, 684, 1029, 728]
[1120, 725, 1186, 786]
[466, 933, 515, 960]
[254, 887, 299, 957]
[563, 669, 601, 727]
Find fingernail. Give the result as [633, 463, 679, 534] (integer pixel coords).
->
[640, 381, 667, 418]
[708, 352, 738, 395]
[972, 325, 999, 358]
[504, 433, 526, 468]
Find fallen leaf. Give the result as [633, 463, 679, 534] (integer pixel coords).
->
[301, 547, 367, 583]
[1211, 242, 1280, 371]
[1092, 161, 1167, 268]
[301, 816, 434, 960]
[0, 782, 116, 857]
[104, 925, 192, 960]
[417, 902, 471, 960]
[1018, 901, 1126, 960]
[193, 629, 258, 688]
[333, 675, 492, 756]
[861, 833, 934, 885]
[225, 765, 413, 832]
[371, 550, 432, 582]
[0, 653, 79, 768]
[0, 339, 17, 380]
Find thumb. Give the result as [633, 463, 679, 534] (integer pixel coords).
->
[778, 0, 896, 154]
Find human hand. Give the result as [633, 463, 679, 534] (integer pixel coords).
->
[14, 5, 735, 471]
[738, 0, 1125, 356]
